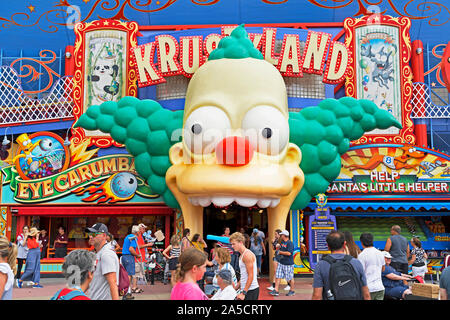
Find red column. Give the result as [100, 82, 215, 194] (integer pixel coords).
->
[165, 214, 171, 248]
[64, 45, 75, 76]
[411, 40, 428, 148]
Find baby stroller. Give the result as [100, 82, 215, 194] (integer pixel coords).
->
[145, 242, 167, 285]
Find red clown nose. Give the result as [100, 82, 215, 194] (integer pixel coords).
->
[216, 136, 254, 166]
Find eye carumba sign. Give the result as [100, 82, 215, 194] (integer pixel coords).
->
[132, 26, 351, 87]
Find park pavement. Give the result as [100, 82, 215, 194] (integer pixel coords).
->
[12, 276, 314, 300]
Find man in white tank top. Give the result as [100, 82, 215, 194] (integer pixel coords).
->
[230, 232, 259, 300]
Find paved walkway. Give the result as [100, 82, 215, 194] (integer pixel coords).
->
[12, 276, 314, 300]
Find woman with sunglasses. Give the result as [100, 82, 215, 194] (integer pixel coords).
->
[51, 249, 96, 300]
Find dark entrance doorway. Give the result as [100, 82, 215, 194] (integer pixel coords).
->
[203, 204, 268, 237]
[203, 204, 270, 274]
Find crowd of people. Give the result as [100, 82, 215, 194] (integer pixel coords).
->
[164, 226, 296, 300]
[1, 222, 449, 301]
[312, 225, 450, 300]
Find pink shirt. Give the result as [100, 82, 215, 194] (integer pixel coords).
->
[170, 281, 208, 300]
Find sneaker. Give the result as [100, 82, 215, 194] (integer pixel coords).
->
[16, 279, 22, 289]
[269, 290, 279, 296]
[284, 285, 291, 291]
[286, 290, 295, 296]
[32, 283, 44, 288]
[266, 285, 274, 291]
[122, 293, 135, 300]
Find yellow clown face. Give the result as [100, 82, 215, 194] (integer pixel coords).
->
[166, 57, 304, 237]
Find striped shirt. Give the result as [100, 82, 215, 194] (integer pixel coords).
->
[170, 246, 181, 258]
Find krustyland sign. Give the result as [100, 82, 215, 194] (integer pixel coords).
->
[328, 144, 450, 196]
[132, 26, 351, 87]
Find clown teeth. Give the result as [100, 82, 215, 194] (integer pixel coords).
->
[188, 196, 281, 208]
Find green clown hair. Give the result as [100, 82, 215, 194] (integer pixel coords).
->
[289, 97, 402, 210]
[74, 96, 184, 209]
[208, 24, 264, 61]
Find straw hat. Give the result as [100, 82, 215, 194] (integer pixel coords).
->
[29, 227, 39, 237]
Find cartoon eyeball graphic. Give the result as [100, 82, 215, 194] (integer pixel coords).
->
[111, 172, 138, 199]
[39, 138, 53, 151]
[73, 172, 138, 204]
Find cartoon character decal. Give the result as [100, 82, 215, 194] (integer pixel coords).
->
[344, 145, 427, 171]
[85, 31, 124, 107]
[13, 132, 70, 180]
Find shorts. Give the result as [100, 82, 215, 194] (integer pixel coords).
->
[275, 263, 294, 281]
[244, 287, 259, 300]
[385, 284, 409, 299]
[370, 290, 385, 300]
[411, 265, 428, 278]
[169, 257, 179, 271]
[122, 254, 135, 276]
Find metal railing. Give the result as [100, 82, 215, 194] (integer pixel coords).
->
[410, 82, 450, 119]
[0, 66, 74, 127]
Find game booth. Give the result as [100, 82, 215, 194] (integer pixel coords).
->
[0, 3, 448, 278]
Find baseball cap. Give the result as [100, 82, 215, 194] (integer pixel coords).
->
[382, 251, 392, 259]
[253, 228, 259, 233]
[217, 269, 232, 283]
[85, 223, 108, 233]
[138, 223, 147, 229]
[280, 230, 289, 237]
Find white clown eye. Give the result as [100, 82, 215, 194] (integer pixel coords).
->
[242, 106, 289, 155]
[184, 107, 231, 154]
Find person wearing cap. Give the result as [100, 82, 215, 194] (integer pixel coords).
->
[135, 223, 153, 290]
[269, 230, 295, 297]
[211, 269, 237, 300]
[17, 227, 43, 288]
[381, 250, 413, 299]
[85, 223, 120, 300]
[122, 225, 141, 297]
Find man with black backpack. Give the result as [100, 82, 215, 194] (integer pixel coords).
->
[312, 230, 371, 300]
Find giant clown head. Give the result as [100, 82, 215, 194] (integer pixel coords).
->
[75, 25, 401, 256]
[166, 27, 303, 238]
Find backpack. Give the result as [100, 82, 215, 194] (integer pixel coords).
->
[322, 255, 363, 300]
[118, 263, 130, 295]
[51, 288, 89, 300]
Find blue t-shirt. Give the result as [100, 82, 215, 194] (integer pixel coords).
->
[278, 240, 294, 265]
[382, 265, 403, 289]
[122, 234, 138, 255]
[439, 266, 450, 296]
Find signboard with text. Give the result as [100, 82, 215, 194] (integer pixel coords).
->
[328, 144, 450, 199]
[308, 206, 336, 269]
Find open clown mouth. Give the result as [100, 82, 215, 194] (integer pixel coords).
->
[188, 195, 280, 208]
